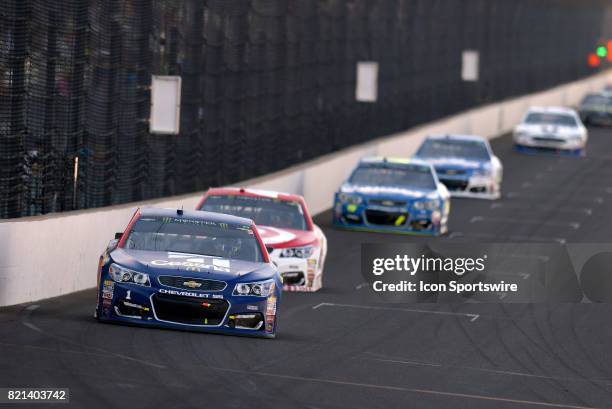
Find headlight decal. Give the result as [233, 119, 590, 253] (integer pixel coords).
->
[472, 167, 491, 177]
[413, 199, 440, 211]
[338, 192, 363, 205]
[280, 246, 315, 258]
[233, 279, 275, 297]
[109, 263, 151, 287]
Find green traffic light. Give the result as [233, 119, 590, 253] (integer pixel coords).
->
[596, 46, 607, 58]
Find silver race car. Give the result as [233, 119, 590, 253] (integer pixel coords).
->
[513, 107, 588, 156]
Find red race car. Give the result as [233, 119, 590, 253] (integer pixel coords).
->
[197, 188, 327, 292]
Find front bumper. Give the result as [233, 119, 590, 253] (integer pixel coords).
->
[513, 142, 584, 156]
[513, 135, 585, 156]
[269, 254, 322, 292]
[580, 110, 612, 125]
[332, 200, 445, 236]
[438, 175, 500, 200]
[97, 280, 280, 338]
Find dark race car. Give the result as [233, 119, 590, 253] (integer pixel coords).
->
[95, 207, 281, 338]
[578, 93, 612, 126]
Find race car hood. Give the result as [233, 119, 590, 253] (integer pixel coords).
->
[110, 248, 274, 282]
[340, 183, 437, 200]
[256, 226, 318, 249]
[515, 123, 581, 138]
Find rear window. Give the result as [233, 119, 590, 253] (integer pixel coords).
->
[124, 216, 264, 262]
[581, 94, 610, 105]
[349, 164, 436, 191]
[417, 139, 490, 161]
[201, 195, 308, 231]
[524, 113, 577, 127]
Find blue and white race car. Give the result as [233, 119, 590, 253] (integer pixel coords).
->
[332, 157, 450, 235]
[95, 208, 282, 338]
[413, 135, 503, 199]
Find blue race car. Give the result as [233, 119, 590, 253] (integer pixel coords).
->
[332, 157, 450, 235]
[413, 134, 503, 200]
[95, 208, 281, 338]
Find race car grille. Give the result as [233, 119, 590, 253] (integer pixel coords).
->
[533, 136, 565, 143]
[365, 209, 408, 226]
[368, 199, 407, 207]
[158, 276, 227, 291]
[151, 293, 229, 326]
[281, 271, 305, 285]
[439, 178, 468, 191]
[436, 168, 466, 176]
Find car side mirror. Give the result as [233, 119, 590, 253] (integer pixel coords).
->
[106, 239, 119, 252]
[114, 232, 123, 240]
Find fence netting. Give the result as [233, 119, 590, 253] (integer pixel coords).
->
[1, 0, 611, 219]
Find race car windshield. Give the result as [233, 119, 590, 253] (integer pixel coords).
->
[417, 139, 490, 161]
[201, 196, 308, 231]
[524, 113, 577, 127]
[349, 165, 436, 190]
[124, 216, 264, 262]
[581, 95, 610, 105]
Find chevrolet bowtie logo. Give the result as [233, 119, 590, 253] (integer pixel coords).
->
[183, 280, 202, 289]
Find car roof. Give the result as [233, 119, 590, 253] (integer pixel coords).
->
[582, 92, 609, 99]
[359, 156, 432, 168]
[526, 106, 577, 115]
[139, 207, 253, 226]
[426, 134, 487, 143]
[205, 187, 304, 203]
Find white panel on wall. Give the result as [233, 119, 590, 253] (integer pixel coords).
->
[150, 75, 182, 134]
[356, 62, 379, 102]
[462, 50, 480, 82]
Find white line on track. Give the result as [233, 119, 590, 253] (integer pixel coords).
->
[20, 304, 166, 369]
[490, 202, 593, 215]
[448, 231, 567, 244]
[487, 253, 550, 262]
[506, 192, 604, 204]
[312, 302, 480, 322]
[361, 354, 612, 387]
[520, 181, 612, 194]
[0, 341, 166, 369]
[470, 216, 580, 229]
[205, 366, 600, 409]
[355, 282, 370, 290]
[484, 271, 532, 280]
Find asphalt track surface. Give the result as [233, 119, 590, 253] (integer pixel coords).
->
[2, 128, 612, 409]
